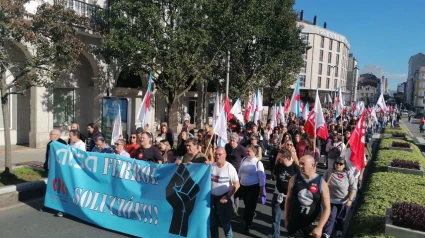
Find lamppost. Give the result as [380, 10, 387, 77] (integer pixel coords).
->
[330, 65, 337, 98]
[352, 66, 359, 103]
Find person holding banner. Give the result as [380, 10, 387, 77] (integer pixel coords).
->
[207, 148, 240, 238]
[69, 130, 86, 151]
[135, 132, 163, 163]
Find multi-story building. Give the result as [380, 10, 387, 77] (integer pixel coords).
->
[383, 78, 389, 94]
[346, 54, 359, 103]
[397, 82, 406, 93]
[414, 66, 425, 107]
[296, 12, 351, 103]
[407, 53, 425, 106]
[356, 73, 380, 105]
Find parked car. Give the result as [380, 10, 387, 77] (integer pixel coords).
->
[401, 110, 408, 117]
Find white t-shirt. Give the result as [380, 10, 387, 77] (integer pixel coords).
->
[118, 150, 130, 158]
[238, 157, 266, 186]
[70, 140, 86, 151]
[211, 162, 239, 196]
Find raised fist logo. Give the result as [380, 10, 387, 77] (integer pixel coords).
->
[166, 164, 200, 237]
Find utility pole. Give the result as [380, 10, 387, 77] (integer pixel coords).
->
[226, 50, 230, 97]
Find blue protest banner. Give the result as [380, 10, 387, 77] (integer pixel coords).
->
[45, 141, 211, 238]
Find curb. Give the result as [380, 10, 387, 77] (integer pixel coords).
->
[0, 178, 48, 209]
[344, 133, 381, 237]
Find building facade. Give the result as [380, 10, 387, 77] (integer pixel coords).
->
[296, 14, 351, 103]
[414, 66, 425, 107]
[1, 0, 215, 148]
[346, 53, 359, 103]
[356, 74, 380, 105]
[407, 53, 425, 105]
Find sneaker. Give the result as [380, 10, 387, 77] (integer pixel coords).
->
[323, 233, 330, 238]
[56, 212, 63, 217]
[336, 230, 344, 237]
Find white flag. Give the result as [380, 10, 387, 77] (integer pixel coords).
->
[270, 104, 277, 129]
[212, 92, 220, 128]
[377, 93, 387, 112]
[302, 103, 310, 121]
[213, 106, 228, 148]
[111, 105, 123, 145]
[278, 102, 285, 125]
[230, 99, 244, 124]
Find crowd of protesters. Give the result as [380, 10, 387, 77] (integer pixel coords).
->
[43, 106, 401, 238]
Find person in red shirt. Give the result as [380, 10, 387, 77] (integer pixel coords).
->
[125, 133, 140, 158]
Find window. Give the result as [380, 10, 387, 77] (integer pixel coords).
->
[319, 50, 324, 61]
[423, 99, 425, 104]
[327, 65, 331, 76]
[361, 93, 364, 96]
[53, 88, 75, 127]
[320, 36, 325, 48]
[329, 40, 333, 50]
[326, 78, 330, 89]
[328, 52, 332, 64]
[318, 63, 323, 75]
[334, 79, 338, 89]
[335, 67, 339, 77]
[299, 75, 306, 87]
[336, 54, 340, 65]
[317, 77, 322, 88]
[337, 42, 340, 52]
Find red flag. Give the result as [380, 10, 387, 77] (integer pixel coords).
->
[367, 106, 372, 114]
[244, 98, 252, 121]
[349, 111, 366, 170]
[224, 96, 232, 121]
[304, 110, 316, 138]
[284, 98, 290, 113]
[317, 123, 329, 140]
[300, 101, 305, 111]
[351, 102, 356, 112]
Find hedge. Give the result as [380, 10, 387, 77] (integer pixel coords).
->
[353, 137, 425, 237]
[383, 127, 408, 134]
[374, 139, 425, 172]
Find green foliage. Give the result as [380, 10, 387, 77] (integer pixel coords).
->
[0, 167, 46, 187]
[383, 127, 408, 134]
[353, 137, 425, 236]
[0, 1, 85, 91]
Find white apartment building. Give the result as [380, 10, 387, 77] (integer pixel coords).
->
[296, 15, 351, 103]
[407, 53, 425, 106]
[346, 54, 359, 102]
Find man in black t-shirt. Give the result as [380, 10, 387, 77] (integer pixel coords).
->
[271, 149, 299, 238]
[135, 132, 163, 163]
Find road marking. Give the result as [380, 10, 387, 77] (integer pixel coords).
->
[400, 120, 414, 138]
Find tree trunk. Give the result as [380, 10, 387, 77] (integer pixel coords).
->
[1, 86, 12, 174]
[267, 104, 273, 122]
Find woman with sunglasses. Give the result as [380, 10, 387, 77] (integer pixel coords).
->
[125, 133, 140, 158]
[322, 157, 357, 238]
[282, 140, 299, 165]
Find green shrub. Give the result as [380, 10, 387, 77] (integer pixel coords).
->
[354, 172, 425, 236]
[383, 127, 408, 134]
[353, 136, 425, 236]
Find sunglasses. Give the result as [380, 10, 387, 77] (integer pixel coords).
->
[335, 162, 345, 166]
[115, 143, 122, 146]
[131, 136, 137, 139]
[286, 143, 293, 146]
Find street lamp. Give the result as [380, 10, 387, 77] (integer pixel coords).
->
[352, 66, 359, 103]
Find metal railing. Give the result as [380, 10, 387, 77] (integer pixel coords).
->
[54, 0, 106, 32]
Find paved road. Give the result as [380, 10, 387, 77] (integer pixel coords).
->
[0, 159, 327, 238]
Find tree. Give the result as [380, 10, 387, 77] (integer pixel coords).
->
[205, 0, 306, 108]
[97, 0, 217, 126]
[0, 0, 84, 174]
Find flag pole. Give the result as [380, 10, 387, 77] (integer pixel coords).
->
[204, 135, 214, 161]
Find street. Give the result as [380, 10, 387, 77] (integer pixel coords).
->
[0, 159, 327, 238]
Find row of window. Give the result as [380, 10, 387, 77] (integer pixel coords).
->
[320, 36, 344, 53]
[317, 63, 339, 77]
[316, 77, 341, 89]
[361, 93, 375, 97]
[319, 50, 340, 65]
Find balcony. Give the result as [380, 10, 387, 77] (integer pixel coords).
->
[54, 0, 106, 32]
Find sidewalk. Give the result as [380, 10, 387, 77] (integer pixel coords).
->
[0, 145, 46, 171]
[400, 117, 425, 144]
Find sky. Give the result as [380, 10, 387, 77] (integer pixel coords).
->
[294, 0, 425, 91]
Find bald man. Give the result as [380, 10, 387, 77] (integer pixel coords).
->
[284, 155, 331, 238]
[44, 129, 67, 173]
[207, 148, 240, 238]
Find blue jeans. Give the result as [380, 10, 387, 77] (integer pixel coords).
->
[211, 194, 233, 238]
[271, 193, 284, 238]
